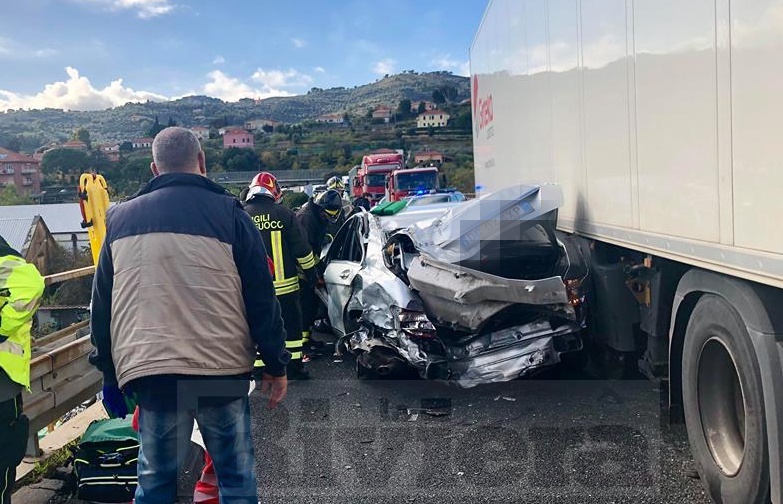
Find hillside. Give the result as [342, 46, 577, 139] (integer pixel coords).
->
[0, 72, 469, 147]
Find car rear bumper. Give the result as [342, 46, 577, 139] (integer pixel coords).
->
[426, 320, 583, 388]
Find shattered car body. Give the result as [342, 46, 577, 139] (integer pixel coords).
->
[317, 184, 588, 387]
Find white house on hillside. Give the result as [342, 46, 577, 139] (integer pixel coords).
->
[417, 111, 451, 128]
[315, 113, 344, 124]
[191, 126, 210, 140]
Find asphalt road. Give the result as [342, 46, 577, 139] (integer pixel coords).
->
[250, 341, 711, 504]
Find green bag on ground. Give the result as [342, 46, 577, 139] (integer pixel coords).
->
[72, 417, 139, 503]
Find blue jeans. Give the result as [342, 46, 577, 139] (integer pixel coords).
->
[134, 395, 258, 504]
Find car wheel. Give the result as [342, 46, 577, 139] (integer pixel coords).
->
[682, 294, 770, 504]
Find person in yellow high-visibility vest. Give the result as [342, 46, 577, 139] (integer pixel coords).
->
[243, 172, 317, 380]
[0, 235, 45, 504]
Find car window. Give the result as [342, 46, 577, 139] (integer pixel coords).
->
[327, 215, 364, 263]
[406, 194, 457, 206]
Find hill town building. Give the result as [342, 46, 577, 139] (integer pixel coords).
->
[223, 129, 254, 149]
[0, 147, 42, 194]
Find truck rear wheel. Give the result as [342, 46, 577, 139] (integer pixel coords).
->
[682, 294, 770, 503]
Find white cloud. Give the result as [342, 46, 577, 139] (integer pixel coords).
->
[200, 70, 264, 102]
[251, 68, 313, 89]
[431, 55, 470, 76]
[372, 58, 396, 75]
[0, 38, 59, 59]
[313, 66, 326, 74]
[0, 67, 167, 111]
[0, 66, 316, 111]
[75, 0, 175, 18]
[33, 48, 59, 58]
[212, 55, 225, 65]
[184, 68, 313, 102]
[291, 37, 307, 49]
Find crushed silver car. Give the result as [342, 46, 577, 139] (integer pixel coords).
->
[316, 184, 588, 387]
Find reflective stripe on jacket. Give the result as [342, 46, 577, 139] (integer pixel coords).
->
[0, 252, 45, 390]
[244, 196, 316, 296]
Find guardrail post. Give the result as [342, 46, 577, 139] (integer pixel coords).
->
[26, 431, 41, 458]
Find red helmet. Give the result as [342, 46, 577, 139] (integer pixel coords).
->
[247, 172, 282, 203]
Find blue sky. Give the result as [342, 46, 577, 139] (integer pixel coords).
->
[0, 0, 486, 111]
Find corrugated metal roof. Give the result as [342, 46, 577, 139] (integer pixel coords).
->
[0, 203, 112, 234]
[0, 217, 36, 253]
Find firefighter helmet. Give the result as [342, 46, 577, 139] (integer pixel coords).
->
[314, 189, 343, 223]
[326, 176, 345, 194]
[247, 172, 282, 203]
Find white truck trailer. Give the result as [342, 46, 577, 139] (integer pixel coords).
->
[471, 1, 783, 503]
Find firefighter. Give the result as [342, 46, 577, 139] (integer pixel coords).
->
[296, 189, 343, 351]
[325, 176, 346, 198]
[326, 176, 354, 215]
[324, 176, 354, 243]
[353, 192, 372, 212]
[0, 235, 45, 504]
[244, 172, 317, 380]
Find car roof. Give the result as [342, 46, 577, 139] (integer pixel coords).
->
[377, 201, 464, 233]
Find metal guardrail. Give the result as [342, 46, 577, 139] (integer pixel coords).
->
[209, 169, 333, 186]
[24, 268, 101, 456]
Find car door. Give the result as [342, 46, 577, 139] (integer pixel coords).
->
[322, 215, 366, 336]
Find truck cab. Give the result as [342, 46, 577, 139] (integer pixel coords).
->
[354, 153, 404, 204]
[386, 166, 440, 202]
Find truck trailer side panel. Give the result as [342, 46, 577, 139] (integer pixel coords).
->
[471, 0, 783, 288]
[472, 1, 783, 502]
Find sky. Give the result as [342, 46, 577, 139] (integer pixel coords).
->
[0, 0, 487, 112]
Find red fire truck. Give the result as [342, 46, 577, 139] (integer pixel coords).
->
[351, 152, 404, 204]
[385, 166, 440, 202]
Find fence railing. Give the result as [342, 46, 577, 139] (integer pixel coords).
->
[209, 169, 332, 185]
[25, 266, 99, 456]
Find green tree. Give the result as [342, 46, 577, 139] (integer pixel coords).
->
[146, 115, 164, 138]
[166, 116, 177, 128]
[73, 128, 91, 149]
[202, 145, 224, 171]
[453, 110, 473, 130]
[120, 157, 153, 186]
[417, 101, 426, 114]
[397, 99, 412, 119]
[261, 124, 274, 134]
[1, 135, 21, 152]
[119, 141, 133, 153]
[222, 147, 259, 171]
[88, 149, 113, 174]
[0, 185, 32, 205]
[440, 162, 475, 194]
[41, 148, 90, 175]
[440, 85, 459, 103]
[432, 89, 446, 105]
